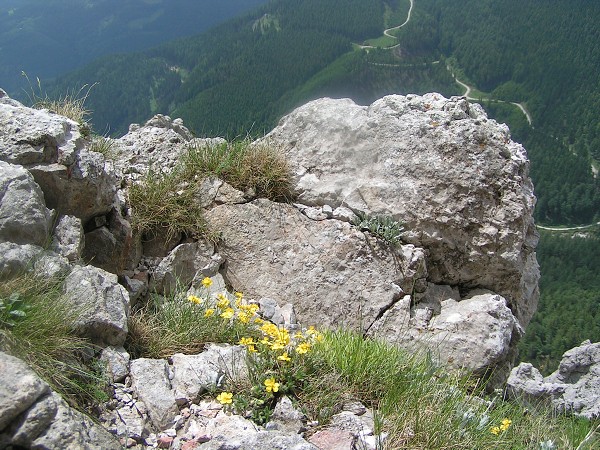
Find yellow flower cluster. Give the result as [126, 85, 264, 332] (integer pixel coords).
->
[187, 278, 260, 326]
[216, 391, 233, 405]
[490, 418, 512, 435]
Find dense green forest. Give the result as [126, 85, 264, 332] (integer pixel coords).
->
[518, 229, 600, 374]
[18, 0, 600, 369]
[0, 0, 268, 93]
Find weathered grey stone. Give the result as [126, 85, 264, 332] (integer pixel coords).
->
[63, 265, 130, 346]
[507, 340, 600, 419]
[264, 94, 539, 327]
[215, 181, 247, 205]
[265, 396, 305, 434]
[7, 392, 57, 447]
[130, 358, 179, 430]
[0, 242, 44, 280]
[373, 291, 520, 378]
[171, 344, 249, 406]
[0, 96, 83, 166]
[0, 352, 50, 432]
[51, 214, 84, 261]
[205, 199, 408, 332]
[0, 352, 120, 448]
[28, 149, 117, 223]
[33, 250, 71, 279]
[0, 160, 52, 246]
[100, 346, 130, 383]
[31, 392, 121, 449]
[151, 241, 216, 296]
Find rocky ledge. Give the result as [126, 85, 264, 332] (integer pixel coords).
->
[1, 88, 582, 449]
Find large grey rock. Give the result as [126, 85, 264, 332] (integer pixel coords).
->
[0, 242, 44, 279]
[0, 160, 52, 246]
[0, 352, 120, 449]
[0, 95, 116, 223]
[28, 150, 116, 223]
[151, 240, 218, 296]
[0, 95, 83, 166]
[205, 199, 410, 331]
[507, 340, 600, 419]
[171, 344, 249, 406]
[129, 358, 179, 430]
[0, 352, 49, 432]
[63, 265, 130, 346]
[264, 94, 539, 327]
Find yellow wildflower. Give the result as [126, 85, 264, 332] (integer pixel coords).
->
[188, 295, 202, 305]
[277, 352, 292, 362]
[490, 426, 500, 435]
[220, 308, 235, 319]
[237, 312, 251, 324]
[216, 392, 233, 405]
[260, 322, 279, 337]
[235, 291, 244, 300]
[202, 277, 213, 288]
[247, 344, 257, 353]
[296, 342, 311, 354]
[216, 293, 230, 309]
[239, 337, 255, 346]
[294, 331, 305, 339]
[306, 326, 318, 336]
[270, 341, 285, 351]
[500, 418, 512, 431]
[254, 317, 264, 324]
[264, 377, 280, 393]
[204, 308, 215, 317]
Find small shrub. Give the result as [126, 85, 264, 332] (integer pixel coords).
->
[89, 135, 115, 158]
[353, 211, 405, 247]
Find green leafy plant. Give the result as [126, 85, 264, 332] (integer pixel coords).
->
[353, 211, 405, 247]
[0, 292, 30, 328]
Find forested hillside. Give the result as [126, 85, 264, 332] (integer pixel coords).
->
[25, 0, 600, 371]
[518, 229, 600, 374]
[0, 0, 268, 94]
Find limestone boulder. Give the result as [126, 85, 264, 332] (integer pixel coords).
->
[129, 358, 179, 430]
[264, 94, 539, 327]
[0, 160, 52, 246]
[0, 352, 120, 448]
[507, 340, 600, 419]
[63, 265, 130, 346]
[51, 214, 84, 262]
[205, 199, 412, 331]
[0, 93, 117, 223]
[0, 242, 44, 280]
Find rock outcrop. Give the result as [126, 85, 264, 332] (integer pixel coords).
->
[0, 89, 547, 447]
[507, 340, 600, 419]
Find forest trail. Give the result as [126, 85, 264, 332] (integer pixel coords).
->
[357, 0, 413, 50]
[452, 70, 533, 126]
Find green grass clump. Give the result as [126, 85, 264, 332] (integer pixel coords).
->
[182, 139, 294, 202]
[128, 166, 211, 242]
[22, 72, 95, 136]
[0, 274, 108, 410]
[126, 278, 261, 359]
[129, 139, 293, 241]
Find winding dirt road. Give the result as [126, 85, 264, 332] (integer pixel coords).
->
[453, 72, 533, 126]
[357, 0, 413, 50]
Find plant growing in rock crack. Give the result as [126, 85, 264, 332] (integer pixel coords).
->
[353, 211, 405, 247]
[230, 323, 324, 424]
[126, 277, 262, 359]
[0, 273, 108, 411]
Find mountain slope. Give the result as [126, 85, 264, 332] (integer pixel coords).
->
[0, 0, 268, 93]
